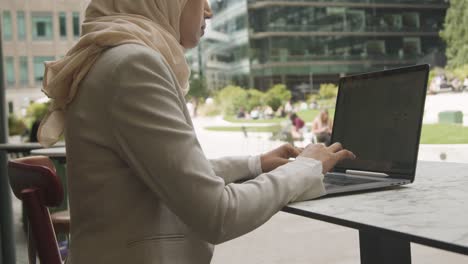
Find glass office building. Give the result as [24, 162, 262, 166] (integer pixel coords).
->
[197, 0, 448, 96]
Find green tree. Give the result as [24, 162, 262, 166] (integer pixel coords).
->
[8, 114, 27, 136]
[187, 77, 209, 99]
[187, 77, 209, 117]
[265, 84, 291, 111]
[26, 102, 49, 122]
[440, 0, 468, 68]
[318, 83, 338, 99]
[245, 89, 265, 112]
[216, 85, 248, 115]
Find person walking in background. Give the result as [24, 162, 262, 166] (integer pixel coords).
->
[311, 109, 333, 146]
[290, 113, 305, 140]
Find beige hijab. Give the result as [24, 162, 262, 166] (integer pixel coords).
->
[37, 0, 190, 147]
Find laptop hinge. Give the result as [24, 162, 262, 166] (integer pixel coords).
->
[345, 169, 390, 178]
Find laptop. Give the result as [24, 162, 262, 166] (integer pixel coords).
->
[324, 64, 429, 195]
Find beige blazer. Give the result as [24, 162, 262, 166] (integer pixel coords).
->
[65, 44, 325, 264]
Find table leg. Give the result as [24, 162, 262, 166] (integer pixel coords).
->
[359, 230, 411, 264]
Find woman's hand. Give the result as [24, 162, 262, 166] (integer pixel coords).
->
[299, 143, 356, 174]
[260, 144, 301, 173]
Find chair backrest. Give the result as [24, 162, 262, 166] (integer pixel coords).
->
[8, 156, 63, 264]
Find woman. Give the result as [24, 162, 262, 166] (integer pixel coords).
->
[311, 110, 333, 146]
[37, 1, 354, 263]
[289, 113, 305, 140]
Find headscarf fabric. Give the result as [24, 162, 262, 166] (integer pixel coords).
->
[38, 0, 190, 147]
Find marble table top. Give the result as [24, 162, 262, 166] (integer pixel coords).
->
[285, 161, 468, 255]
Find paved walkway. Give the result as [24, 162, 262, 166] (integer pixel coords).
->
[424, 92, 468, 126]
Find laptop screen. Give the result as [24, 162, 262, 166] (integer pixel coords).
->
[332, 65, 429, 178]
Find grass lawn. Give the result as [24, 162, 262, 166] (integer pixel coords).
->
[420, 124, 468, 144]
[205, 123, 468, 144]
[224, 109, 336, 124]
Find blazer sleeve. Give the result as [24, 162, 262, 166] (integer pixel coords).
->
[209, 155, 262, 184]
[108, 47, 326, 244]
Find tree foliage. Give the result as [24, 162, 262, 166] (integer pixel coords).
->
[245, 89, 265, 112]
[187, 77, 209, 99]
[264, 84, 291, 111]
[8, 115, 27, 136]
[26, 102, 49, 121]
[318, 83, 338, 99]
[440, 0, 468, 68]
[215, 85, 248, 115]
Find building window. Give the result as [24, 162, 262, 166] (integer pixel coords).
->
[19, 57, 29, 86]
[4, 57, 15, 87]
[2, 11, 13, 41]
[17, 11, 26, 40]
[33, 57, 54, 83]
[32, 13, 54, 40]
[73, 12, 80, 38]
[59, 12, 67, 38]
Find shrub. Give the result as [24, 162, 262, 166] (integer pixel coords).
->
[318, 83, 338, 99]
[265, 84, 291, 111]
[245, 89, 265, 112]
[26, 102, 49, 122]
[449, 65, 468, 80]
[215, 85, 248, 115]
[8, 115, 27, 136]
[198, 102, 222, 116]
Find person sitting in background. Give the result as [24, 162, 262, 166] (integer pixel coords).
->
[289, 113, 305, 140]
[275, 106, 286, 118]
[237, 107, 247, 119]
[250, 106, 260, 120]
[263, 106, 274, 119]
[311, 109, 333, 146]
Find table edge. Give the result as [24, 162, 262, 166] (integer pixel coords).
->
[282, 205, 468, 256]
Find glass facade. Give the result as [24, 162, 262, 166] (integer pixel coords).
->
[32, 13, 54, 40]
[4, 56, 15, 87]
[17, 11, 26, 40]
[73, 12, 80, 37]
[19, 56, 29, 86]
[34, 56, 54, 83]
[2, 11, 13, 41]
[59, 12, 67, 38]
[202, 0, 448, 96]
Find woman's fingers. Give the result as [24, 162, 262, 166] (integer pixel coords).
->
[334, 149, 356, 161]
[327, 142, 343, 153]
[283, 144, 301, 158]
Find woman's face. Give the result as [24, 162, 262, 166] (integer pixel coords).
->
[180, 0, 212, 49]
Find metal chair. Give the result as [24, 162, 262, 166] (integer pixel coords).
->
[8, 156, 70, 264]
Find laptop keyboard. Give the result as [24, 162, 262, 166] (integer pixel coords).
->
[324, 175, 378, 186]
